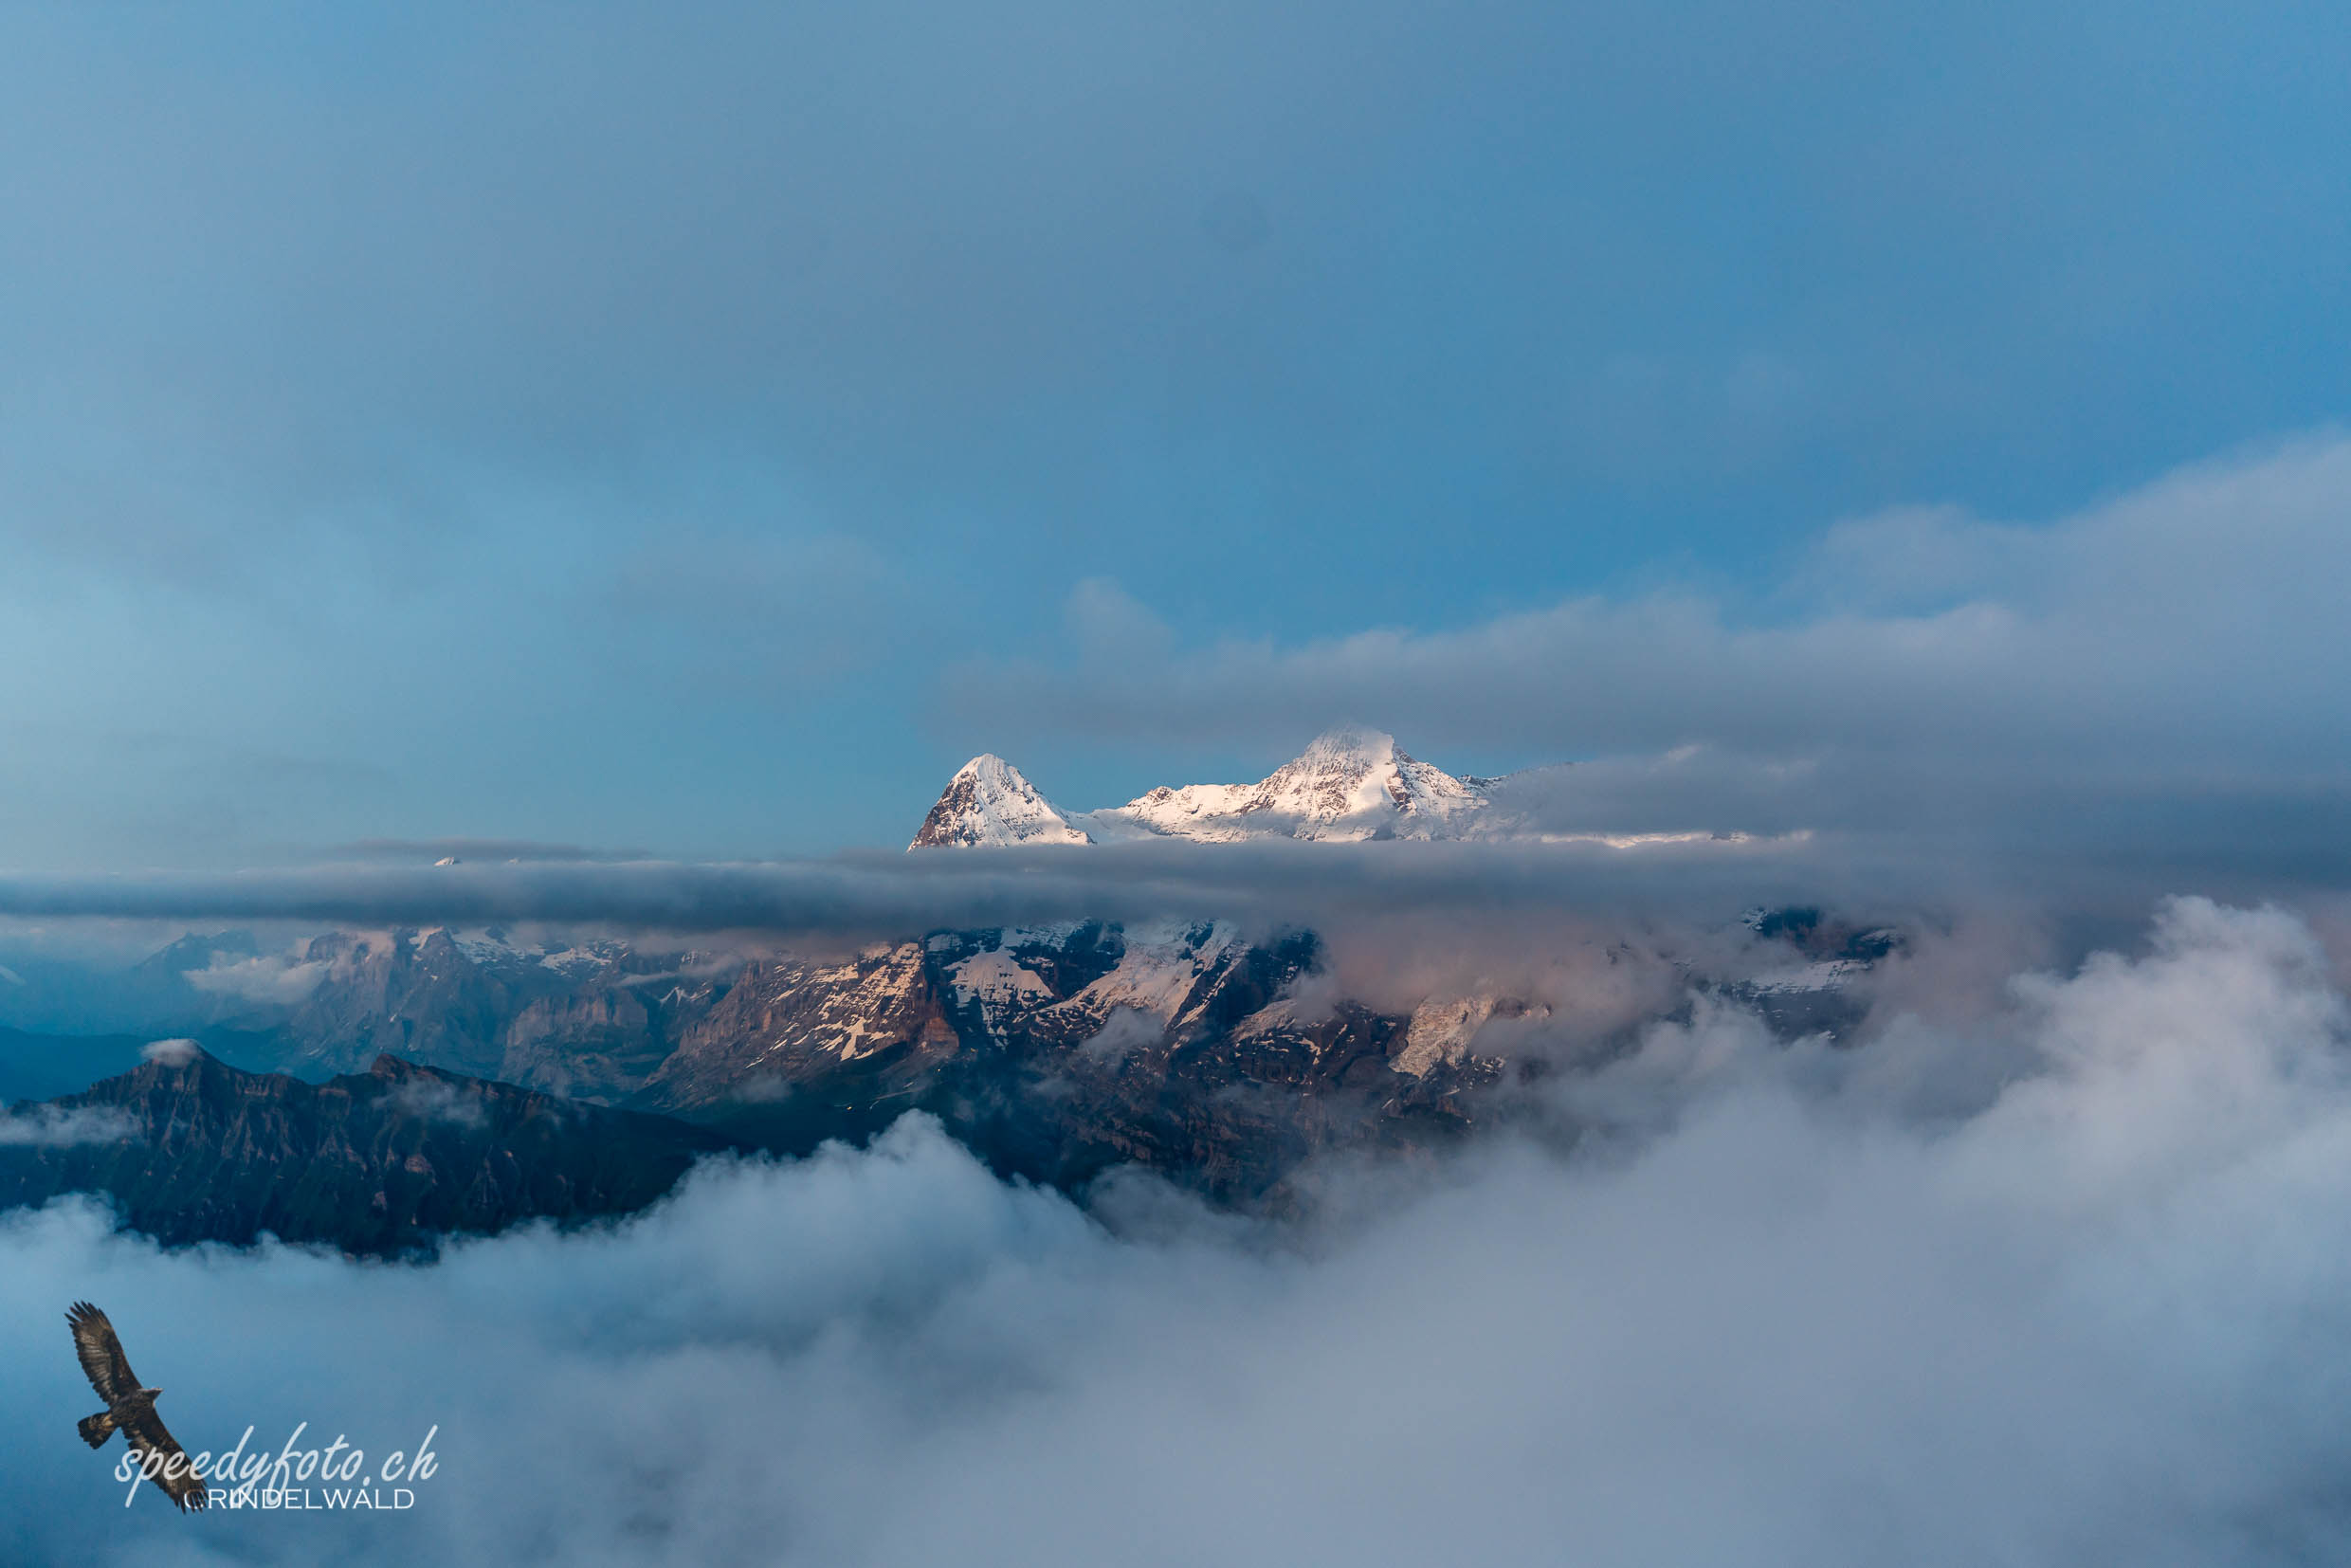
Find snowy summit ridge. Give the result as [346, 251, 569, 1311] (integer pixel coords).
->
[910, 726, 1514, 848]
[1107, 723, 1489, 843]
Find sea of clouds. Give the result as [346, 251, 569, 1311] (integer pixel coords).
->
[6, 895, 2349, 1565]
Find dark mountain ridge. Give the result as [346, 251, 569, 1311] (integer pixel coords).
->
[0, 1047, 730, 1255]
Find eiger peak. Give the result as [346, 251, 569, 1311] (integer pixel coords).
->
[908, 754, 1091, 848]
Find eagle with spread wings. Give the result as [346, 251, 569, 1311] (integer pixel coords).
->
[66, 1301, 208, 1511]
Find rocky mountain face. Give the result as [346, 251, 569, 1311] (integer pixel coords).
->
[1, 886, 1894, 1246]
[273, 928, 720, 1099]
[909, 725, 1509, 848]
[629, 920, 1503, 1203]
[0, 921, 1517, 1236]
[636, 942, 961, 1140]
[0, 1046, 729, 1254]
[909, 756, 1093, 848]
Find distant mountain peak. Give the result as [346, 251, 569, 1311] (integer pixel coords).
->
[909, 755, 1092, 849]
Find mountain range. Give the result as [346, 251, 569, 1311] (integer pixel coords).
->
[0, 907, 1886, 1249]
[0, 728, 1893, 1251]
[913, 724, 1545, 848]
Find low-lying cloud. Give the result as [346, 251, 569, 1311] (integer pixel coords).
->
[5, 898, 2349, 1563]
[0, 1105, 134, 1147]
[339, 840, 658, 866]
[387, 1077, 490, 1130]
[181, 950, 331, 1006]
[0, 838, 1868, 943]
[0, 819, 2306, 970]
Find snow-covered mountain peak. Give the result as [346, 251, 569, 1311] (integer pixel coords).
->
[908, 755, 1091, 849]
[1105, 725, 1486, 842]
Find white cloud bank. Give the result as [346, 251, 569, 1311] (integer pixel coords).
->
[5, 898, 2350, 1565]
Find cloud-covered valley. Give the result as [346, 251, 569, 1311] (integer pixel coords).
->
[7, 898, 2350, 1565]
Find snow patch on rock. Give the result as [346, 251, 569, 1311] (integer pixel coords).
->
[1392, 995, 1498, 1077]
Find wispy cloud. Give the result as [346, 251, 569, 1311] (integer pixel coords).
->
[179, 951, 331, 1005]
[389, 1076, 490, 1130]
[0, 1104, 135, 1146]
[338, 840, 656, 865]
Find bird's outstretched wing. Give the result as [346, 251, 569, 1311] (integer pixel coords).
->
[65, 1301, 139, 1407]
[123, 1409, 208, 1511]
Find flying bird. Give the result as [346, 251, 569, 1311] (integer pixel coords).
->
[66, 1301, 207, 1511]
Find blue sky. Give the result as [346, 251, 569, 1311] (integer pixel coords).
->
[2, 0, 2346, 866]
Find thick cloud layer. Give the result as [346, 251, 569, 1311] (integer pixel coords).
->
[7, 899, 2350, 1565]
[0, 839, 1860, 939]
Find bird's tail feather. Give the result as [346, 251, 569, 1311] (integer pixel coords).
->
[77, 1411, 115, 1449]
